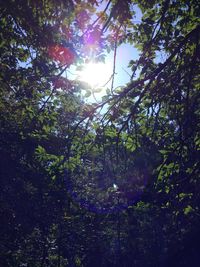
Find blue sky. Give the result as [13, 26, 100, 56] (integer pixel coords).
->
[67, 1, 142, 102]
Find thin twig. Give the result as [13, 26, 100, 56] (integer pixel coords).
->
[111, 24, 122, 94]
[81, 0, 112, 38]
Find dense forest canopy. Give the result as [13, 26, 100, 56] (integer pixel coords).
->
[0, 0, 200, 266]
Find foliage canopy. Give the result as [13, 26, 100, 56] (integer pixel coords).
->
[0, 0, 200, 266]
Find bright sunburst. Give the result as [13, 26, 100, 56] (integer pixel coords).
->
[78, 62, 112, 89]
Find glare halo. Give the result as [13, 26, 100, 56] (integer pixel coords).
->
[78, 62, 112, 89]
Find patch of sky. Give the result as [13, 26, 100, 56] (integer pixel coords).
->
[64, 2, 142, 100]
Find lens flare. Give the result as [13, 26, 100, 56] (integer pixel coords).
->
[78, 62, 112, 88]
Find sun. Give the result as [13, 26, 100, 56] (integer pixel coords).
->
[78, 62, 112, 89]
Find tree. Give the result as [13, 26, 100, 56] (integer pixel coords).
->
[0, 0, 94, 266]
[1, 0, 200, 267]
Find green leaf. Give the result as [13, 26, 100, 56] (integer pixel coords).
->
[85, 90, 92, 97]
[184, 205, 193, 215]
